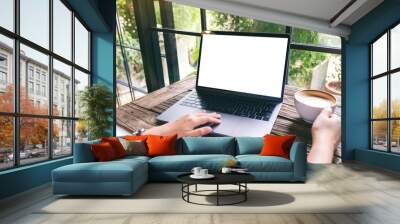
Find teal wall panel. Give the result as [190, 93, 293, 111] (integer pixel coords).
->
[0, 158, 72, 199]
[343, 0, 400, 171]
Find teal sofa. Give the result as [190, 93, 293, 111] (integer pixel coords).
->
[52, 137, 306, 196]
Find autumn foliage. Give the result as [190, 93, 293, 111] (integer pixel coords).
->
[372, 99, 400, 142]
[0, 85, 59, 150]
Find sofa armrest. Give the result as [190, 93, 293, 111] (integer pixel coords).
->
[289, 141, 307, 182]
[73, 140, 99, 163]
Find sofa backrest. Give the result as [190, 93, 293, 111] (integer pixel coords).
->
[178, 137, 236, 155]
[235, 137, 263, 155]
[73, 139, 100, 163]
[73, 136, 264, 162]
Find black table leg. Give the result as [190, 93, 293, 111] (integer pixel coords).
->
[245, 183, 247, 201]
[195, 184, 198, 192]
[216, 184, 219, 206]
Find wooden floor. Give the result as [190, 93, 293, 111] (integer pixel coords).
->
[1, 162, 400, 224]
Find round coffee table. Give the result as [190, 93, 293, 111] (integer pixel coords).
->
[177, 173, 255, 206]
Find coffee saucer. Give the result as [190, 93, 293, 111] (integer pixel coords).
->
[190, 174, 215, 179]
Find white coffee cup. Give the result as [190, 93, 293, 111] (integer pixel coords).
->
[199, 169, 208, 176]
[294, 90, 336, 123]
[221, 167, 232, 174]
[191, 167, 202, 176]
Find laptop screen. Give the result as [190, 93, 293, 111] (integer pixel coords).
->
[197, 33, 289, 99]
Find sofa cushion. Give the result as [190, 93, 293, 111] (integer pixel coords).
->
[179, 137, 235, 155]
[235, 137, 263, 155]
[259, 135, 296, 159]
[53, 158, 147, 183]
[101, 137, 127, 158]
[236, 155, 293, 172]
[147, 135, 178, 157]
[91, 142, 118, 161]
[119, 138, 147, 156]
[149, 154, 235, 172]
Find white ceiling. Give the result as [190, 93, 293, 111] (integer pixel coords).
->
[225, 0, 352, 22]
[169, 0, 384, 37]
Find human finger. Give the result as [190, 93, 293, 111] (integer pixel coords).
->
[185, 126, 213, 137]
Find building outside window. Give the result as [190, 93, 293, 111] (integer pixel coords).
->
[0, 0, 91, 170]
[370, 23, 400, 154]
[28, 81, 34, 94]
[28, 66, 34, 80]
[0, 54, 7, 90]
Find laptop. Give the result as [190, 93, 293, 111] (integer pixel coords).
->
[157, 31, 290, 137]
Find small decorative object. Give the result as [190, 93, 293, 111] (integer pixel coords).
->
[221, 167, 232, 174]
[190, 167, 214, 179]
[79, 84, 113, 140]
[225, 159, 238, 168]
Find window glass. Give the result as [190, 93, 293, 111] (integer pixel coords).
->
[20, 44, 49, 115]
[19, 117, 49, 165]
[53, 119, 72, 157]
[175, 34, 200, 79]
[391, 72, 400, 118]
[172, 3, 201, 32]
[53, 0, 72, 60]
[20, 0, 49, 49]
[292, 28, 341, 48]
[75, 120, 88, 143]
[0, 35, 14, 112]
[391, 120, 400, 153]
[289, 49, 341, 93]
[75, 18, 89, 69]
[116, 47, 146, 105]
[158, 33, 169, 85]
[372, 76, 387, 119]
[391, 24, 400, 70]
[0, 116, 13, 170]
[53, 59, 72, 117]
[372, 121, 388, 151]
[154, 0, 162, 28]
[0, 0, 14, 31]
[74, 69, 89, 118]
[206, 10, 285, 33]
[372, 33, 388, 76]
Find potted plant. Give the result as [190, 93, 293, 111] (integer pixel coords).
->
[79, 84, 113, 140]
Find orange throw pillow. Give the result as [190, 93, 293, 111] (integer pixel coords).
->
[146, 135, 177, 157]
[259, 134, 296, 159]
[91, 142, 117, 162]
[101, 137, 126, 158]
[124, 135, 148, 141]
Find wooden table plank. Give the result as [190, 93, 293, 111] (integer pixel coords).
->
[117, 75, 342, 160]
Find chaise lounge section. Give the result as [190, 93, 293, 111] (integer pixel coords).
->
[52, 137, 307, 196]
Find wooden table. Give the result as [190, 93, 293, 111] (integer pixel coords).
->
[117, 75, 341, 158]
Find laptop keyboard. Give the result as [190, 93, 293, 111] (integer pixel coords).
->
[180, 92, 275, 121]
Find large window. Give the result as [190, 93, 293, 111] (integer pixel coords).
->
[116, 1, 147, 106]
[370, 23, 400, 153]
[0, 0, 91, 170]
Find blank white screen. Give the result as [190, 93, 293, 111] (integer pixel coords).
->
[197, 34, 288, 98]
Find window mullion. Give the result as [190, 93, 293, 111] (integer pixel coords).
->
[200, 9, 207, 31]
[388, 30, 391, 153]
[71, 10, 76, 155]
[49, 0, 54, 160]
[14, 0, 21, 167]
